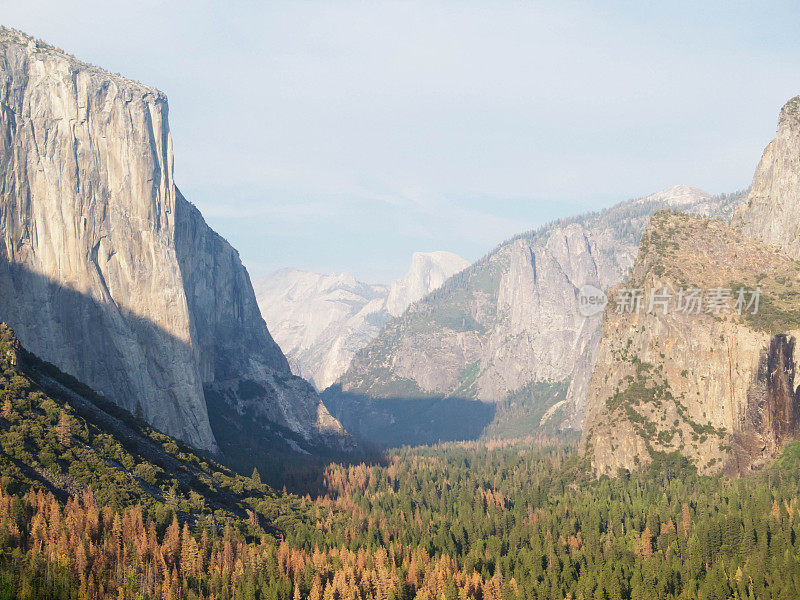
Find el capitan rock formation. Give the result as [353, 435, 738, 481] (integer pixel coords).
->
[0, 27, 346, 455]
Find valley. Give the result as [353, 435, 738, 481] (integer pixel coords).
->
[1, 15, 800, 600]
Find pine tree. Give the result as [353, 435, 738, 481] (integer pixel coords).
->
[56, 408, 71, 446]
[112, 512, 123, 564]
[163, 516, 181, 566]
[640, 527, 653, 558]
[181, 523, 199, 577]
[309, 577, 322, 600]
[682, 502, 691, 538]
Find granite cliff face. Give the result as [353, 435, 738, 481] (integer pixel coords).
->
[329, 186, 744, 444]
[254, 251, 468, 391]
[733, 96, 800, 257]
[385, 251, 469, 317]
[582, 212, 800, 475]
[0, 27, 346, 455]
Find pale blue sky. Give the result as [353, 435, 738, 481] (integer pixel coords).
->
[3, 1, 799, 282]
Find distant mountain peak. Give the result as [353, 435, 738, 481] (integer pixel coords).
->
[633, 185, 712, 206]
[255, 250, 468, 390]
[386, 251, 470, 317]
[329, 187, 746, 447]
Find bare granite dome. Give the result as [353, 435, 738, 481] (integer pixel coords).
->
[254, 251, 468, 390]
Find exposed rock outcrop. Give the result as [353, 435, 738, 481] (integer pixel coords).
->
[733, 96, 800, 257]
[254, 251, 468, 391]
[583, 95, 800, 476]
[0, 27, 346, 454]
[729, 334, 800, 473]
[582, 212, 800, 475]
[254, 269, 389, 391]
[385, 251, 469, 317]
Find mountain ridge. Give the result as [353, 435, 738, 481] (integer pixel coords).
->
[327, 185, 745, 447]
[0, 321, 288, 526]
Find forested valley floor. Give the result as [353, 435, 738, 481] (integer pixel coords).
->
[1, 324, 800, 599]
[3, 434, 800, 600]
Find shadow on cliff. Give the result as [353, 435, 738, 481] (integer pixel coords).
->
[321, 385, 497, 450]
[0, 258, 366, 494]
[320, 378, 575, 451]
[726, 333, 800, 476]
[203, 384, 378, 494]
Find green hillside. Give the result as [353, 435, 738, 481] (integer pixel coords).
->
[0, 323, 313, 536]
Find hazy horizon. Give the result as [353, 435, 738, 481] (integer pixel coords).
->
[3, 1, 799, 282]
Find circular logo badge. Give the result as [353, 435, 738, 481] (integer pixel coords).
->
[578, 284, 608, 317]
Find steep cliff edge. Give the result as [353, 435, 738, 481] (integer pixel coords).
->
[733, 96, 800, 257]
[582, 212, 800, 475]
[385, 251, 469, 317]
[0, 27, 346, 456]
[174, 193, 347, 455]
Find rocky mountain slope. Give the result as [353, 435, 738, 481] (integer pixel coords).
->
[254, 251, 468, 390]
[581, 211, 800, 475]
[583, 95, 800, 476]
[385, 251, 470, 316]
[327, 186, 744, 445]
[732, 96, 800, 256]
[0, 27, 347, 460]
